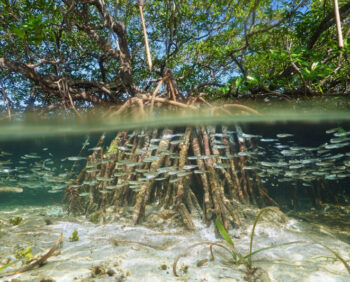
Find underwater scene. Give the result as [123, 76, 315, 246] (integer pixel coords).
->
[0, 113, 350, 282]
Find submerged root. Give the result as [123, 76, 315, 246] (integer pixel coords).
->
[65, 125, 275, 231]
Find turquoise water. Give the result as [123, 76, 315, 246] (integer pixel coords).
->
[0, 112, 350, 281]
[1, 117, 349, 209]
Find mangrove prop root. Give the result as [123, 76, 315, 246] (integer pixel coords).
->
[0, 233, 63, 278]
[178, 203, 195, 230]
[66, 123, 276, 230]
[192, 134, 212, 222]
[133, 128, 173, 224]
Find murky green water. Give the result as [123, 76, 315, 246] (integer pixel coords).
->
[0, 111, 349, 281]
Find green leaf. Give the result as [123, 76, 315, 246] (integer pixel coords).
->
[246, 75, 257, 82]
[311, 62, 319, 71]
[219, 86, 229, 94]
[11, 27, 26, 39]
[235, 76, 243, 88]
[0, 259, 21, 272]
[303, 68, 310, 75]
[269, 49, 279, 59]
[215, 218, 234, 247]
[243, 241, 305, 259]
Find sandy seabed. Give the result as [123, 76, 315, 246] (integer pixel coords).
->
[0, 204, 349, 282]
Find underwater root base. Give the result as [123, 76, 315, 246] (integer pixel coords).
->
[64, 125, 279, 231]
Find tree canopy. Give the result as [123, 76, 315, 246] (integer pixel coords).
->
[0, 0, 349, 112]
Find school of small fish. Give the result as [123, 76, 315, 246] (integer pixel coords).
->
[238, 127, 350, 187]
[0, 127, 349, 195]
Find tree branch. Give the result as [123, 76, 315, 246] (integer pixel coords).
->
[307, 2, 350, 49]
[247, 0, 308, 38]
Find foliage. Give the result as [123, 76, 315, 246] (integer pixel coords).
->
[9, 216, 23, 226]
[215, 208, 350, 274]
[0, 259, 17, 272]
[0, 246, 32, 272]
[174, 210, 305, 277]
[89, 212, 99, 224]
[69, 229, 79, 242]
[15, 246, 33, 262]
[248, 207, 285, 267]
[215, 210, 303, 269]
[0, 0, 349, 112]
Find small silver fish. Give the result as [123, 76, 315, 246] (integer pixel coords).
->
[0, 186, 23, 193]
[67, 156, 87, 161]
[276, 133, 294, 138]
[183, 165, 198, 170]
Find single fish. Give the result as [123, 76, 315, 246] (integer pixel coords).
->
[333, 131, 350, 137]
[106, 185, 119, 190]
[211, 133, 227, 138]
[118, 146, 130, 151]
[241, 133, 261, 138]
[238, 152, 256, 157]
[326, 128, 340, 134]
[174, 133, 185, 137]
[183, 165, 198, 170]
[177, 171, 192, 177]
[215, 163, 230, 169]
[96, 176, 113, 181]
[275, 144, 289, 149]
[330, 137, 350, 144]
[144, 173, 157, 179]
[260, 138, 278, 142]
[155, 177, 167, 181]
[276, 133, 294, 138]
[48, 190, 61, 193]
[88, 146, 102, 151]
[213, 145, 229, 149]
[67, 156, 87, 161]
[325, 143, 348, 149]
[170, 178, 181, 183]
[170, 140, 183, 145]
[135, 169, 149, 173]
[126, 162, 141, 167]
[170, 155, 180, 159]
[144, 156, 160, 162]
[187, 156, 198, 160]
[243, 166, 256, 170]
[0, 186, 23, 193]
[194, 170, 207, 174]
[163, 134, 175, 139]
[325, 174, 337, 180]
[26, 154, 41, 158]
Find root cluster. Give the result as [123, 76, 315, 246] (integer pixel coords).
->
[65, 123, 275, 230]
